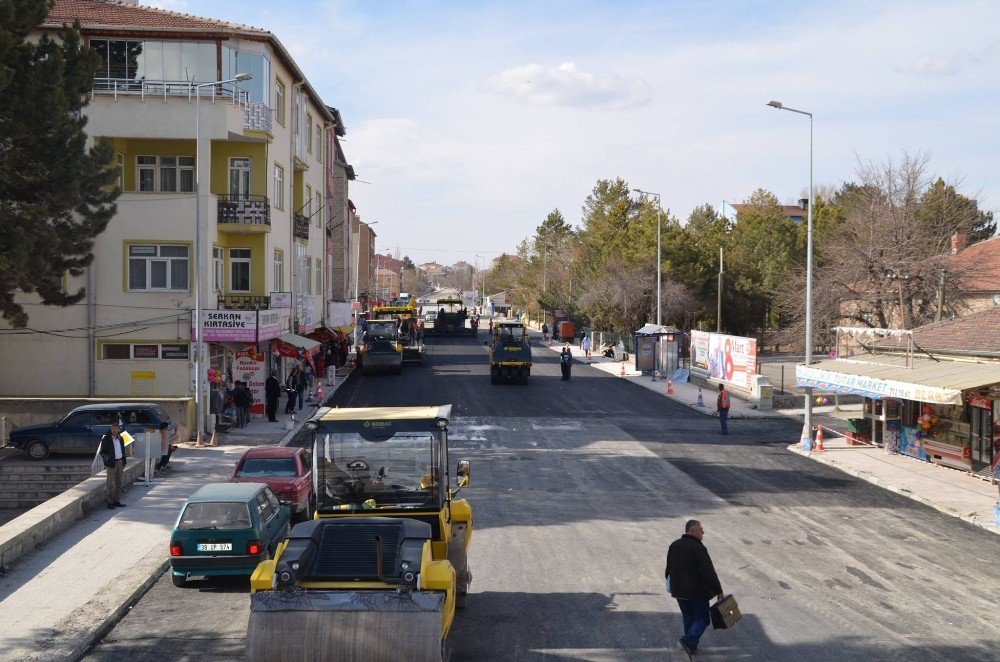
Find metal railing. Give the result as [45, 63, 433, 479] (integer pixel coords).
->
[244, 102, 273, 133]
[217, 294, 270, 310]
[293, 213, 310, 241]
[92, 77, 251, 106]
[217, 194, 271, 227]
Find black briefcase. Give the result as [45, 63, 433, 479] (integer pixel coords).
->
[710, 594, 742, 630]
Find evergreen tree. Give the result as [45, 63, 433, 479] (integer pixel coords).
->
[0, 2, 119, 328]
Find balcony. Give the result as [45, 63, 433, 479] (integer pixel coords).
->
[244, 102, 273, 134]
[294, 213, 310, 242]
[218, 195, 270, 233]
[218, 294, 270, 310]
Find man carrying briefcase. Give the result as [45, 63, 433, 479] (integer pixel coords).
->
[665, 519, 725, 656]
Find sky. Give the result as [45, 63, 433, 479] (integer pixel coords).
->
[158, 0, 1000, 265]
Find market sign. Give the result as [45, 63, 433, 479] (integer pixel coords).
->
[270, 291, 292, 308]
[257, 309, 287, 341]
[796, 364, 963, 406]
[195, 310, 288, 343]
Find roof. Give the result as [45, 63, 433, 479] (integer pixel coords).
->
[317, 406, 452, 423]
[635, 324, 682, 336]
[188, 482, 264, 502]
[910, 307, 1000, 355]
[45, 0, 267, 35]
[797, 355, 1000, 406]
[239, 446, 301, 459]
[72, 402, 158, 410]
[949, 235, 1000, 292]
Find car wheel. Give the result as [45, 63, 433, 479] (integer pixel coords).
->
[25, 439, 49, 461]
[171, 572, 186, 587]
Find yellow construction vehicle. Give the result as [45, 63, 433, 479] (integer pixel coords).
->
[489, 319, 532, 384]
[372, 301, 425, 365]
[359, 318, 404, 374]
[246, 406, 472, 662]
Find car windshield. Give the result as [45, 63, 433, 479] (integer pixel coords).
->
[236, 457, 298, 477]
[315, 431, 440, 510]
[178, 502, 252, 530]
[497, 326, 525, 341]
[366, 322, 398, 341]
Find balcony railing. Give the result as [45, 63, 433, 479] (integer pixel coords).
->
[244, 102, 273, 133]
[218, 194, 270, 227]
[294, 213, 310, 241]
[217, 295, 270, 311]
[92, 77, 251, 105]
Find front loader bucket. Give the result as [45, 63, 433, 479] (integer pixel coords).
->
[246, 590, 446, 662]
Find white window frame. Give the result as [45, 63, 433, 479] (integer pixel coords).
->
[229, 248, 252, 293]
[212, 246, 224, 292]
[273, 164, 284, 209]
[314, 258, 321, 296]
[116, 153, 125, 191]
[127, 243, 189, 291]
[273, 249, 284, 291]
[306, 114, 313, 153]
[136, 155, 194, 193]
[275, 79, 286, 125]
[305, 184, 312, 218]
[229, 157, 252, 198]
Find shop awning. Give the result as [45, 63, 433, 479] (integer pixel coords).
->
[275, 333, 322, 355]
[796, 355, 1000, 406]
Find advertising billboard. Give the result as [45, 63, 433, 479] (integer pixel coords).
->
[690, 331, 757, 388]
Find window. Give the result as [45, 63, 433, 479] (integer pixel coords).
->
[221, 46, 270, 103]
[274, 79, 286, 124]
[230, 248, 252, 292]
[102, 344, 131, 359]
[315, 192, 322, 228]
[132, 344, 159, 359]
[128, 244, 189, 291]
[213, 247, 224, 292]
[314, 258, 321, 295]
[61, 412, 92, 428]
[273, 249, 284, 291]
[137, 155, 194, 192]
[306, 114, 313, 153]
[305, 257, 313, 294]
[229, 157, 251, 198]
[273, 164, 284, 209]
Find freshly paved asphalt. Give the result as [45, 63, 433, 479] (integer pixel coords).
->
[83, 332, 1000, 661]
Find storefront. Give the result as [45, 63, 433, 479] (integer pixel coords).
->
[797, 355, 1000, 473]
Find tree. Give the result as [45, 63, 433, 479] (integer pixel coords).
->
[0, 3, 119, 327]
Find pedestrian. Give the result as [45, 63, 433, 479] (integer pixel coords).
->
[665, 519, 725, 656]
[284, 367, 299, 414]
[542, 323, 549, 340]
[155, 421, 176, 471]
[100, 422, 128, 509]
[717, 383, 730, 435]
[560, 342, 573, 381]
[303, 363, 314, 398]
[581, 334, 592, 360]
[265, 373, 280, 422]
[234, 381, 253, 427]
[295, 365, 307, 410]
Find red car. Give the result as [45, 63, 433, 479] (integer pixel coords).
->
[230, 447, 313, 522]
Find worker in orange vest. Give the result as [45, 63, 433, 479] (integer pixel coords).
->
[717, 384, 730, 435]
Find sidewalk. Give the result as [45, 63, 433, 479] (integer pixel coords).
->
[546, 340, 999, 535]
[0, 364, 354, 661]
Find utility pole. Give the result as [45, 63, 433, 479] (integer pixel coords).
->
[934, 270, 946, 323]
[717, 246, 724, 333]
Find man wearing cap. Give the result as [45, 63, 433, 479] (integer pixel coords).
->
[99, 422, 127, 509]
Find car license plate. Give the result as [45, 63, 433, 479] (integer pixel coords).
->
[197, 543, 232, 552]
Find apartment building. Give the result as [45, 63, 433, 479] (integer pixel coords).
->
[0, 1, 350, 430]
[374, 268, 401, 304]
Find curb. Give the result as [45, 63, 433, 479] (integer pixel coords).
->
[278, 366, 357, 448]
[787, 444, 999, 536]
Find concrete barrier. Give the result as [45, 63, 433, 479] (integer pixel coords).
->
[0, 458, 143, 570]
[0, 397, 194, 443]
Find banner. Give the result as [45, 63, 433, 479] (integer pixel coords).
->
[232, 352, 266, 414]
[195, 310, 287, 343]
[795, 364, 963, 406]
[691, 331, 756, 388]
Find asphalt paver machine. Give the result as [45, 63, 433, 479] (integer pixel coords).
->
[425, 298, 473, 337]
[246, 406, 473, 662]
[373, 302, 425, 365]
[489, 319, 532, 384]
[359, 318, 404, 375]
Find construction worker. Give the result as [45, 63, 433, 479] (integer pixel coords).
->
[717, 384, 730, 435]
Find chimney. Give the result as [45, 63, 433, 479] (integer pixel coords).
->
[950, 232, 968, 254]
[798, 198, 809, 210]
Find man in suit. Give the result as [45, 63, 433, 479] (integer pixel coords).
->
[99, 422, 128, 509]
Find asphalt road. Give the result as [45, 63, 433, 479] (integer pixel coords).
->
[83, 330, 1000, 661]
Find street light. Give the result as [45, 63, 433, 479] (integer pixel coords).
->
[766, 99, 814, 440]
[633, 188, 663, 326]
[193, 72, 252, 440]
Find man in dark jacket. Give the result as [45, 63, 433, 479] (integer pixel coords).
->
[99, 422, 128, 509]
[265, 374, 280, 422]
[560, 343, 573, 380]
[665, 519, 724, 655]
[233, 381, 253, 427]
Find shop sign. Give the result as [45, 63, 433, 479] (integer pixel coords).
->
[132, 344, 159, 359]
[161, 344, 190, 360]
[197, 311, 257, 342]
[328, 301, 353, 327]
[690, 331, 757, 388]
[270, 291, 292, 308]
[795, 364, 963, 406]
[257, 309, 286, 341]
[968, 395, 993, 409]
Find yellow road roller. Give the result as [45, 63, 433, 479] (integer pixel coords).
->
[247, 406, 472, 662]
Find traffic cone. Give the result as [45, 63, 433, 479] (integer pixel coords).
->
[620, 360, 626, 377]
[696, 388, 704, 407]
[548, 337, 552, 348]
[815, 425, 825, 452]
[208, 430, 218, 447]
[195, 430, 204, 447]
[667, 378, 674, 395]
[315, 382, 325, 400]
[800, 421, 813, 451]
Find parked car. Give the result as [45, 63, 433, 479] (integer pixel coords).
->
[169, 482, 291, 587]
[7, 403, 178, 460]
[230, 446, 313, 522]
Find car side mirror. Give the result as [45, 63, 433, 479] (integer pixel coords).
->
[456, 459, 471, 487]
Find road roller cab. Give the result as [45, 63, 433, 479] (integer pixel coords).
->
[247, 406, 472, 662]
[489, 320, 532, 384]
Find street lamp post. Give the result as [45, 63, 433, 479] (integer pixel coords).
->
[633, 189, 662, 326]
[767, 99, 814, 441]
[193, 73, 252, 442]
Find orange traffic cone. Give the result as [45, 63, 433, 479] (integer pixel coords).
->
[315, 382, 325, 400]
[667, 378, 674, 395]
[195, 430, 204, 447]
[815, 425, 825, 452]
[548, 337, 553, 348]
[208, 430, 217, 447]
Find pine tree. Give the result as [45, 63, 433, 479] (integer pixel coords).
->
[0, 1, 119, 328]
